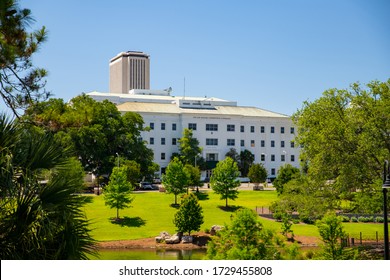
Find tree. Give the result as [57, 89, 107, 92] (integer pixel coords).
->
[178, 128, 202, 166]
[293, 79, 390, 211]
[210, 157, 240, 207]
[104, 166, 134, 220]
[23, 94, 155, 179]
[239, 149, 254, 177]
[162, 158, 188, 205]
[183, 164, 202, 192]
[0, 0, 49, 117]
[0, 114, 96, 259]
[225, 148, 240, 163]
[247, 163, 268, 190]
[207, 208, 280, 260]
[273, 164, 300, 195]
[122, 159, 141, 187]
[173, 193, 204, 236]
[316, 213, 347, 260]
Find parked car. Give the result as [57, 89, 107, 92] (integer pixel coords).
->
[139, 182, 154, 190]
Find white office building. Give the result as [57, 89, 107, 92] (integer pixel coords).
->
[88, 89, 300, 180]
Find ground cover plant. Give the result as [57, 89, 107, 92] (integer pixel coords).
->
[83, 189, 384, 243]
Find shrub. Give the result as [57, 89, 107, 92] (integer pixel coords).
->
[375, 216, 384, 223]
[339, 215, 350, 222]
[351, 216, 358, 223]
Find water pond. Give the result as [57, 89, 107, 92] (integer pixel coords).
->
[90, 248, 207, 260]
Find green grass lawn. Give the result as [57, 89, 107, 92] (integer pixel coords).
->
[83, 189, 385, 242]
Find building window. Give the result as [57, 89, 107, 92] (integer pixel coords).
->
[206, 153, 218, 161]
[291, 155, 295, 162]
[271, 154, 275, 161]
[240, 125, 245, 133]
[271, 168, 276, 176]
[271, 140, 275, 147]
[290, 141, 295, 148]
[260, 126, 265, 133]
[281, 154, 285, 162]
[271, 126, 275, 133]
[261, 154, 265, 161]
[161, 138, 165, 145]
[206, 124, 218, 131]
[206, 138, 218, 145]
[172, 138, 177, 145]
[250, 126, 255, 133]
[290, 127, 295, 134]
[261, 140, 265, 147]
[227, 139, 235, 146]
[161, 123, 165, 130]
[149, 137, 154, 145]
[281, 141, 285, 148]
[172, 123, 177, 131]
[150, 122, 154, 130]
[241, 140, 245, 147]
[281, 127, 285, 134]
[227, 124, 235, 132]
[188, 123, 197, 130]
[251, 140, 255, 147]
[161, 153, 166, 160]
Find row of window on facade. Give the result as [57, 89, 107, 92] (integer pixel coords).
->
[159, 152, 295, 166]
[150, 122, 295, 134]
[149, 137, 296, 148]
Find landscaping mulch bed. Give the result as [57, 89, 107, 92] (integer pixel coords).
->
[97, 233, 320, 250]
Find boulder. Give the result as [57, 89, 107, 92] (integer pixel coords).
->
[181, 235, 193, 244]
[165, 234, 180, 244]
[210, 225, 224, 236]
[155, 231, 171, 243]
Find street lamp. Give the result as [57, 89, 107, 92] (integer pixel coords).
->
[383, 160, 390, 260]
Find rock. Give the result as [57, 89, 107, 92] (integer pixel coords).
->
[165, 234, 180, 244]
[210, 225, 224, 236]
[155, 231, 171, 243]
[155, 236, 164, 243]
[181, 235, 193, 243]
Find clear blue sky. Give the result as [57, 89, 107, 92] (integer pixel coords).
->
[18, 0, 390, 115]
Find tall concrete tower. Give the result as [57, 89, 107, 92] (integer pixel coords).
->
[109, 51, 150, 93]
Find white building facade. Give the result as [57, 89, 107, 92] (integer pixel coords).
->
[88, 89, 300, 180]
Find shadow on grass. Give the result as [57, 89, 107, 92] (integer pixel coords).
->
[170, 203, 180, 209]
[110, 216, 146, 228]
[194, 191, 209, 201]
[218, 205, 242, 212]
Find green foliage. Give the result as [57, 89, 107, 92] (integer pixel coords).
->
[210, 157, 240, 207]
[247, 163, 268, 189]
[225, 148, 240, 163]
[273, 164, 300, 195]
[0, 0, 49, 117]
[207, 208, 281, 260]
[173, 193, 204, 235]
[270, 175, 331, 224]
[238, 149, 254, 177]
[122, 159, 141, 187]
[184, 164, 202, 190]
[162, 158, 188, 205]
[316, 213, 347, 260]
[0, 114, 96, 259]
[104, 166, 134, 219]
[178, 128, 203, 166]
[23, 95, 155, 179]
[293, 79, 390, 211]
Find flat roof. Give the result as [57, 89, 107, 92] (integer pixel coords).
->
[117, 102, 289, 118]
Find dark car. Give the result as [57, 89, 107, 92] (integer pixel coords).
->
[139, 182, 154, 190]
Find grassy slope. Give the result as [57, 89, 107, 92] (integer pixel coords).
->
[83, 190, 384, 242]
